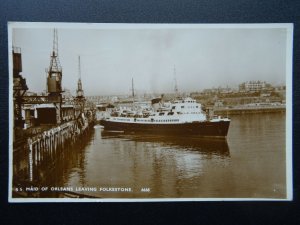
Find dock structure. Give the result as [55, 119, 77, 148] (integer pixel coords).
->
[214, 104, 286, 116]
[12, 118, 93, 197]
[27, 119, 90, 182]
[13, 46, 28, 128]
[12, 29, 96, 197]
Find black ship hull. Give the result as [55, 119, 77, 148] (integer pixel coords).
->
[99, 120, 230, 138]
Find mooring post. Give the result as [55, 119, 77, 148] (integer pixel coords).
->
[37, 139, 40, 164]
[61, 130, 63, 148]
[54, 133, 57, 152]
[33, 142, 37, 167]
[45, 135, 48, 157]
[28, 138, 33, 182]
[41, 139, 44, 162]
[48, 135, 50, 157]
[49, 135, 51, 158]
[51, 133, 53, 157]
[59, 130, 61, 148]
[52, 133, 55, 157]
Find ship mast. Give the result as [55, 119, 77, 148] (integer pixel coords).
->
[131, 77, 135, 103]
[132, 77, 135, 98]
[174, 65, 179, 97]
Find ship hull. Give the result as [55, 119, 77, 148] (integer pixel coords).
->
[99, 120, 230, 138]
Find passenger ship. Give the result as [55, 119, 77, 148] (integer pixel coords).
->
[99, 97, 230, 137]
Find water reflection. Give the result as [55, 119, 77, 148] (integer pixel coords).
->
[68, 129, 231, 198]
[100, 130, 230, 157]
[13, 113, 286, 198]
[37, 131, 94, 197]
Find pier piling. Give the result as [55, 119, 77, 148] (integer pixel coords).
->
[22, 119, 92, 183]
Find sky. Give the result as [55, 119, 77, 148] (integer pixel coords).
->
[11, 24, 290, 96]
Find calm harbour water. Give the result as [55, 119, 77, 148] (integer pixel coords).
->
[43, 113, 286, 199]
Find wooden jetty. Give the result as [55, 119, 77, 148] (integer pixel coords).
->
[12, 116, 94, 198]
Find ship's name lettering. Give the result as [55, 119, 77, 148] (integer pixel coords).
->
[50, 186, 74, 191]
[25, 186, 39, 192]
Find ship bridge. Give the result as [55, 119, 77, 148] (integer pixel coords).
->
[171, 97, 203, 115]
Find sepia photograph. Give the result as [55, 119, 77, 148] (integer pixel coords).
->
[8, 23, 293, 202]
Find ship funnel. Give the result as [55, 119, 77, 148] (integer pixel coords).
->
[151, 97, 161, 111]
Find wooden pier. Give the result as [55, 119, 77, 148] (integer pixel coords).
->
[27, 120, 90, 181]
[13, 117, 94, 197]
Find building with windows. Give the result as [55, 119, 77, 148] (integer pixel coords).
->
[239, 81, 268, 92]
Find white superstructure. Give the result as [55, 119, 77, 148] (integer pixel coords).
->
[106, 97, 229, 124]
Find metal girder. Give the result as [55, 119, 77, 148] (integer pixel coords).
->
[22, 96, 61, 104]
[22, 95, 79, 106]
